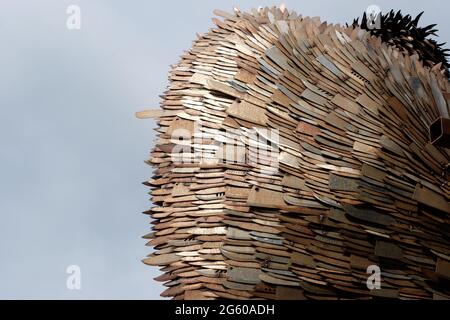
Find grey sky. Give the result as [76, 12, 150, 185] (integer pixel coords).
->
[0, 0, 448, 299]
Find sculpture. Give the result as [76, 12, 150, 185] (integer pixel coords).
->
[137, 7, 450, 300]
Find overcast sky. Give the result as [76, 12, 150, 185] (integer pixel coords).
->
[0, 0, 448, 299]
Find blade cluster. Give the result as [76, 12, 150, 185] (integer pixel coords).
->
[352, 10, 450, 77]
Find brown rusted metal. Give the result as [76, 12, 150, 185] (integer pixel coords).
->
[430, 117, 450, 148]
[138, 6, 450, 300]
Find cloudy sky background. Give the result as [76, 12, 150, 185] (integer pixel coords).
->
[0, 0, 448, 299]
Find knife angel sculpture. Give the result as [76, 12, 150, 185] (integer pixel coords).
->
[138, 7, 450, 300]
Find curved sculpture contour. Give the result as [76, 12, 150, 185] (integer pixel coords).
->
[138, 7, 450, 300]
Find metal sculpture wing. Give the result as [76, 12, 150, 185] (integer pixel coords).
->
[138, 7, 450, 300]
